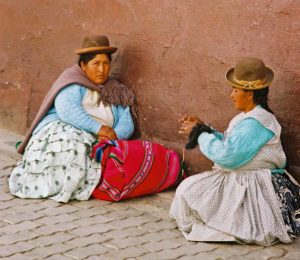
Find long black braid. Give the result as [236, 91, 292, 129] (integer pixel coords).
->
[250, 87, 274, 114]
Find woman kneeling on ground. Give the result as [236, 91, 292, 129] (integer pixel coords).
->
[9, 35, 136, 202]
[170, 57, 300, 246]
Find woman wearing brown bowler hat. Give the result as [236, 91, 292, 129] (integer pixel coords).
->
[170, 58, 300, 245]
[9, 35, 136, 202]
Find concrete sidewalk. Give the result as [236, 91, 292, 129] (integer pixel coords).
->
[0, 129, 299, 259]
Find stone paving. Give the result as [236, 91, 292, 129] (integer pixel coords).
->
[1, 129, 300, 259]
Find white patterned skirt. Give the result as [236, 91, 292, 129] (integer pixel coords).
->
[9, 120, 101, 203]
[170, 168, 296, 246]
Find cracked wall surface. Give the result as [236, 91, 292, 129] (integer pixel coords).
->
[0, 0, 299, 178]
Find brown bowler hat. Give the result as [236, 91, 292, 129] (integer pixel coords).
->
[226, 58, 274, 90]
[75, 35, 117, 55]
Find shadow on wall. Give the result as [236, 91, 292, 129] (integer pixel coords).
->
[107, 43, 300, 179]
[273, 71, 300, 182]
[110, 42, 149, 139]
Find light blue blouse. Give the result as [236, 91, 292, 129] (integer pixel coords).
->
[198, 118, 275, 170]
[33, 84, 134, 140]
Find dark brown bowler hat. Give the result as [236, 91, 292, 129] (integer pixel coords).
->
[226, 58, 274, 90]
[75, 35, 117, 55]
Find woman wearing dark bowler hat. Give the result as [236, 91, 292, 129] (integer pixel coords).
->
[9, 35, 136, 202]
[170, 58, 300, 245]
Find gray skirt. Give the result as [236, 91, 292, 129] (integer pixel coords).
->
[169, 169, 292, 246]
[9, 120, 101, 203]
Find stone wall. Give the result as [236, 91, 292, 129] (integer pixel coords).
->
[0, 0, 299, 178]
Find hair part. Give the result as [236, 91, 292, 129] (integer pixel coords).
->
[78, 52, 112, 67]
[246, 87, 273, 114]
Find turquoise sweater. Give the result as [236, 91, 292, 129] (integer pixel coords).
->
[33, 84, 134, 140]
[198, 118, 276, 170]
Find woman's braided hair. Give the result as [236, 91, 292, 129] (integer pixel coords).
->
[249, 87, 274, 114]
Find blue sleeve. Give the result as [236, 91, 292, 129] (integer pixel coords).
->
[114, 106, 134, 140]
[198, 118, 274, 169]
[54, 84, 101, 134]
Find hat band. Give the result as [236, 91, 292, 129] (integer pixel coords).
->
[75, 46, 116, 54]
[233, 76, 267, 89]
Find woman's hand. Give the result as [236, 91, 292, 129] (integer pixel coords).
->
[178, 115, 203, 136]
[97, 125, 117, 140]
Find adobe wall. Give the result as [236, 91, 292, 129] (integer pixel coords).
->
[0, 0, 299, 178]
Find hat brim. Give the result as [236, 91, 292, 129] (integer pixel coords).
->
[75, 46, 117, 55]
[225, 66, 274, 90]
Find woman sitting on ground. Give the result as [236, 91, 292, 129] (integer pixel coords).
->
[170, 57, 300, 246]
[9, 35, 136, 202]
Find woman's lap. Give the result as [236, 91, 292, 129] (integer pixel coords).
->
[170, 169, 294, 245]
[9, 120, 101, 202]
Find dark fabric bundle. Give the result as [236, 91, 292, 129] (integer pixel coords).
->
[185, 123, 213, 150]
[96, 80, 138, 124]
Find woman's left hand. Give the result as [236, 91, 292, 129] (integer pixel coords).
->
[179, 115, 203, 136]
[98, 134, 117, 141]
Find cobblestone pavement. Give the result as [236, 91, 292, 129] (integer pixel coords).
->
[1, 129, 300, 259]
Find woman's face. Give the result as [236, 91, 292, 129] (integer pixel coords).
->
[230, 88, 254, 112]
[81, 53, 110, 85]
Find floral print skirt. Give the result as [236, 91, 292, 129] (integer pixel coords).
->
[9, 120, 101, 203]
[272, 173, 300, 237]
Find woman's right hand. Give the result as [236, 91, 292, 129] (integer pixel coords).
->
[97, 125, 117, 140]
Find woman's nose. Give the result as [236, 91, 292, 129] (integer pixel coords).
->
[230, 91, 234, 98]
[98, 63, 104, 72]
